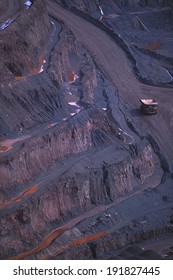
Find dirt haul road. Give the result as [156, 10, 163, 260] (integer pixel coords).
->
[46, 0, 173, 169]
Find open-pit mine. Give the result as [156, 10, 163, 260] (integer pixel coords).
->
[0, 0, 173, 260]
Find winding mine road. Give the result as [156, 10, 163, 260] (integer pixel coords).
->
[46, 0, 173, 168]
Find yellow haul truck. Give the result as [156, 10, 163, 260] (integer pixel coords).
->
[140, 99, 158, 115]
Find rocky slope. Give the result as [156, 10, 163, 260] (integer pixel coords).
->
[0, 0, 172, 260]
[56, 0, 173, 86]
[0, 0, 50, 82]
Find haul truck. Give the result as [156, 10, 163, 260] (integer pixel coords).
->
[140, 99, 158, 115]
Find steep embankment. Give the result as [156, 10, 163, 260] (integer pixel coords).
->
[0, 0, 50, 82]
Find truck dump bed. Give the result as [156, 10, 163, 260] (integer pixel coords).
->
[140, 99, 158, 115]
[140, 99, 158, 105]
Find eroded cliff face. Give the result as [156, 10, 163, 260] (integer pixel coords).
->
[0, 75, 164, 258]
[0, 108, 125, 188]
[0, 135, 163, 259]
[0, 0, 50, 82]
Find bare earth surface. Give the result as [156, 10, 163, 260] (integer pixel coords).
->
[47, 1, 173, 168]
[0, 0, 173, 260]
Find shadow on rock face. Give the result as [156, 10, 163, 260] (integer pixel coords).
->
[111, 245, 163, 260]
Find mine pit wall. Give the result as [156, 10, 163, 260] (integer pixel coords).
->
[0, 136, 162, 259]
[48, 26, 79, 86]
[0, 0, 50, 82]
[90, 219, 173, 260]
[0, 109, 119, 189]
[0, 108, 159, 191]
[39, 143, 158, 219]
[0, 24, 99, 133]
[55, 223, 173, 260]
[0, 0, 168, 259]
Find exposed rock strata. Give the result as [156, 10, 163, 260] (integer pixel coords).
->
[0, 131, 163, 259]
[0, 0, 172, 260]
[0, 108, 125, 188]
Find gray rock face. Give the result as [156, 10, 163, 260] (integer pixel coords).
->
[0, 0, 50, 82]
